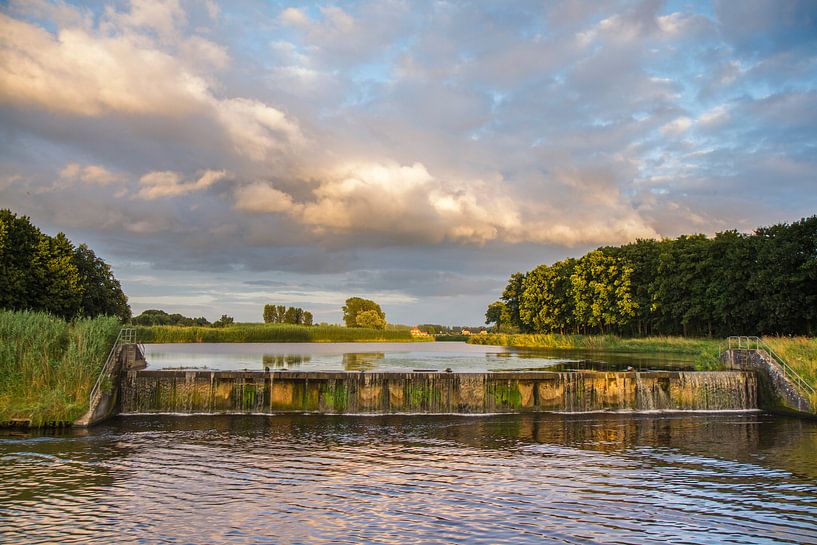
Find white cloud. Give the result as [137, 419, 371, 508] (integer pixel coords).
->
[138, 169, 228, 199]
[0, 11, 301, 162]
[59, 162, 122, 186]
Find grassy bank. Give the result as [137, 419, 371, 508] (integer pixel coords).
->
[134, 323, 428, 343]
[469, 334, 817, 386]
[0, 310, 120, 426]
[763, 337, 817, 397]
[469, 334, 725, 369]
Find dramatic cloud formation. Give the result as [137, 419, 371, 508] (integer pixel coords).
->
[1, 0, 816, 323]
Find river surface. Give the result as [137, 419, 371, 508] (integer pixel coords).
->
[143, 341, 696, 372]
[2, 412, 816, 544]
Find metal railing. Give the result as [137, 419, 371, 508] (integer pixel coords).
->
[725, 336, 816, 398]
[88, 328, 135, 405]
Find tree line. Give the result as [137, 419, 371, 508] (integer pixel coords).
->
[263, 305, 313, 326]
[0, 210, 130, 321]
[487, 215, 817, 337]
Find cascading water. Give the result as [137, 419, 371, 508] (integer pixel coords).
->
[121, 370, 757, 415]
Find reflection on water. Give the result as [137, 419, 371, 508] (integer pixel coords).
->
[343, 352, 385, 371]
[261, 354, 312, 369]
[1, 413, 816, 544]
[144, 342, 695, 372]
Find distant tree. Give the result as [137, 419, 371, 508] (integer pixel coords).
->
[132, 309, 210, 326]
[521, 259, 576, 334]
[303, 311, 313, 326]
[356, 309, 386, 329]
[263, 304, 276, 324]
[212, 314, 234, 328]
[571, 251, 636, 335]
[283, 306, 298, 324]
[342, 297, 385, 327]
[276, 305, 286, 323]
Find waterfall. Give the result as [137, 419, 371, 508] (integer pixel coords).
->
[121, 370, 757, 415]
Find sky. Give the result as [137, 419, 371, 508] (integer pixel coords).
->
[1, 0, 816, 326]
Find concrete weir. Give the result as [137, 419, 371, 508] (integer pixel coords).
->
[121, 370, 758, 415]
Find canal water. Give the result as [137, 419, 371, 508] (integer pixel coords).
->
[2, 412, 816, 544]
[143, 341, 696, 372]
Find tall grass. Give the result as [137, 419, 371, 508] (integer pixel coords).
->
[469, 334, 723, 369]
[134, 323, 427, 343]
[0, 310, 120, 425]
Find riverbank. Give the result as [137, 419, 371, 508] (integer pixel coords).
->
[134, 323, 430, 343]
[468, 334, 817, 388]
[0, 310, 120, 426]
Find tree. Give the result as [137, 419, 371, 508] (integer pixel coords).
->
[0, 209, 132, 321]
[263, 304, 277, 324]
[342, 297, 385, 327]
[213, 314, 234, 328]
[485, 301, 505, 327]
[571, 250, 637, 334]
[520, 259, 576, 334]
[303, 311, 313, 326]
[500, 272, 526, 331]
[356, 309, 386, 329]
[74, 244, 130, 321]
[283, 306, 298, 324]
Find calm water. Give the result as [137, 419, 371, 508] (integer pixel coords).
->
[2, 413, 816, 544]
[143, 342, 696, 372]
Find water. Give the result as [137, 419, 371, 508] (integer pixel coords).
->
[2, 413, 816, 544]
[143, 342, 696, 372]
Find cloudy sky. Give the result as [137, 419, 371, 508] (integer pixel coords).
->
[1, 0, 816, 325]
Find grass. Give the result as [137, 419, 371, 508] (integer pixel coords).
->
[0, 309, 120, 426]
[762, 337, 817, 406]
[134, 323, 431, 343]
[468, 333, 725, 369]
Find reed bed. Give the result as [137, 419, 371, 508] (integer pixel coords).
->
[134, 323, 424, 343]
[0, 310, 120, 426]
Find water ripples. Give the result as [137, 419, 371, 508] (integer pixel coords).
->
[2, 413, 817, 544]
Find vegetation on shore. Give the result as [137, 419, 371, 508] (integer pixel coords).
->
[0, 310, 120, 425]
[469, 333, 817, 383]
[135, 323, 425, 343]
[487, 215, 817, 337]
[469, 333, 724, 369]
[1, 209, 130, 321]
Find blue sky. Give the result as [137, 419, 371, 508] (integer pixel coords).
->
[1, 0, 816, 325]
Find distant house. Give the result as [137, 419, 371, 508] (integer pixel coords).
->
[410, 327, 430, 337]
[461, 329, 472, 336]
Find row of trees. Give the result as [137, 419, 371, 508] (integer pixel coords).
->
[263, 305, 314, 326]
[0, 210, 130, 321]
[487, 216, 817, 337]
[131, 309, 236, 327]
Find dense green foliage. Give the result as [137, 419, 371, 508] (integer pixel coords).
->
[342, 297, 386, 328]
[488, 216, 817, 336]
[356, 309, 386, 329]
[0, 210, 130, 321]
[135, 323, 417, 343]
[0, 310, 120, 425]
[132, 309, 210, 326]
[263, 304, 313, 326]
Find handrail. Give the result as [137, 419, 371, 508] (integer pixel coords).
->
[725, 336, 816, 397]
[88, 328, 135, 405]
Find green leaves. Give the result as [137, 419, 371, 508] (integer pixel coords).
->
[0, 210, 130, 321]
[489, 215, 817, 336]
[342, 297, 386, 328]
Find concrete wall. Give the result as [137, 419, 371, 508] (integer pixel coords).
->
[121, 370, 757, 415]
[722, 349, 814, 416]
